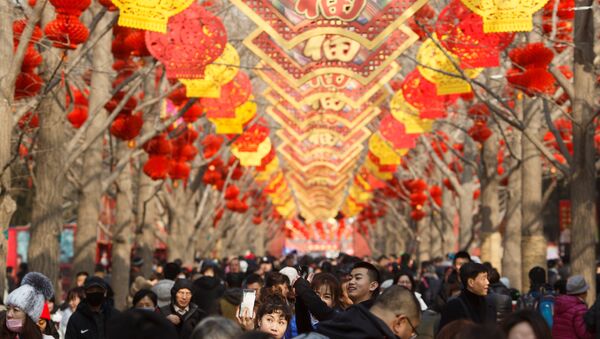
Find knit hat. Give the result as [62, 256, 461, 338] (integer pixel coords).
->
[84, 276, 108, 291]
[170, 279, 194, 301]
[567, 275, 589, 295]
[152, 280, 175, 308]
[6, 272, 54, 322]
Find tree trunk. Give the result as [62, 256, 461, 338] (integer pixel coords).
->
[0, 0, 16, 298]
[480, 130, 502, 270]
[502, 95, 523, 292]
[441, 185, 457, 254]
[28, 4, 66, 291]
[459, 139, 476, 249]
[417, 215, 432, 262]
[166, 186, 196, 265]
[521, 99, 546, 286]
[111, 142, 134, 310]
[73, 4, 115, 278]
[570, 0, 597, 304]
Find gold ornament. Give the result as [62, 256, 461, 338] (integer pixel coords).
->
[179, 44, 240, 98]
[460, 0, 549, 33]
[112, 0, 194, 33]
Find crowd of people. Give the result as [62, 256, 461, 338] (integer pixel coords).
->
[1, 250, 599, 338]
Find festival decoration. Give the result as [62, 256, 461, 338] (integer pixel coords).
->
[44, 0, 91, 49]
[112, 0, 194, 33]
[460, 0, 549, 32]
[231, 125, 272, 166]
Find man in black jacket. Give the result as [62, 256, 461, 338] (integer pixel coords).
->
[438, 262, 496, 332]
[314, 285, 420, 339]
[159, 279, 206, 339]
[486, 268, 512, 323]
[65, 277, 120, 339]
[347, 261, 380, 309]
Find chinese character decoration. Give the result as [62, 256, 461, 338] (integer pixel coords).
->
[112, 0, 194, 33]
[416, 35, 482, 95]
[460, 0, 549, 32]
[146, 4, 227, 79]
[179, 44, 240, 98]
[44, 0, 91, 49]
[436, 0, 514, 68]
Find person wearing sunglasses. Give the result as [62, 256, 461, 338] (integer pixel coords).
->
[307, 285, 421, 339]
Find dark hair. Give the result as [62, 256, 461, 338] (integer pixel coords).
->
[264, 272, 289, 289]
[164, 262, 181, 281]
[191, 316, 242, 339]
[501, 309, 552, 339]
[459, 262, 488, 286]
[311, 273, 342, 308]
[60, 287, 85, 311]
[528, 266, 546, 288]
[436, 319, 475, 339]
[132, 289, 158, 308]
[243, 274, 264, 289]
[554, 278, 567, 295]
[42, 318, 59, 338]
[76, 271, 89, 278]
[237, 330, 274, 339]
[106, 309, 178, 339]
[94, 264, 105, 274]
[0, 310, 43, 339]
[453, 251, 471, 265]
[488, 268, 501, 284]
[393, 270, 416, 292]
[351, 262, 381, 285]
[256, 293, 292, 323]
[458, 323, 505, 339]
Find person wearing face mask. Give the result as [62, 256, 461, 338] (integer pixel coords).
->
[0, 272, 54, 339]
[65, 277, 120, 339]
[131, 289, 158, 312]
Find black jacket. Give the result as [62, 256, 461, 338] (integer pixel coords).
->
[438, 288, 496, 332]
[65, 301, 120, 339]
[487, 282, 512, 322]
[315, 304, 396, 339]
[584, 295, 600, 339]
[159, 302, 206, 339]
[294, 278, 340, 334]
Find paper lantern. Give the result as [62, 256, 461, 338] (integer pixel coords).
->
[416, 36, 482, 95]
[401, 70, 456, 119]
[379, 114, 418, 149]
[110, 112, 143, 141]
[112, 0, 194, 33]
[368, 133, 402, 166]
[390, 91, 434, 134]
[232, 132, 272, 166]
[67, 107, 88, 129]
[202, 71, 252, 118]
[169, 160, 190, 180]
[208, 98, 256, 134]
[144, 155, 171, 180]
[144, 134, 172, 156]
[460, 0, 549, 32]
[179, 44, 240, 98]
[44, 0, 91, 49]
[146, 4, 227, 78]
[14, 71, 42, 100]
[436, 0, 514, 68]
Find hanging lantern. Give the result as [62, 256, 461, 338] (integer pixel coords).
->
[460, 0, 549, 32]
[401, 70, 456, 119]
[368, 133, 403, 166]
[169, 160, 191, 180]
[110, 112, 144, 141]
[208, 99, 257, 134]
[112, 0, 194, 33]
[143, 155, 171, 180]
[378, 114, 418, 149]
[202, 71, 252, 119]
[231, 125, 272, 166]
[390, 91, 434, 133]
[146, 4, 227, 78]
[44, 0, 91, 49]
[416, 36, 482, 95]
[179, 43, 240, 98]
[436, 0, 514, 68]
[144, 134, 172, 156]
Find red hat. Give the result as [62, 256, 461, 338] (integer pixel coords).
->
[40, 302, 50, 321]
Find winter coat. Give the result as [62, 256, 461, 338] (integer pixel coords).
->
[65, 301, 120, 339]
[158, 303, 205, 339]
[314, 304, 396, 339]
[487, 282, 513, 323]
[584, 295, 600, 339]
[438, 288, 496, 332]
[553, 295, 593, 339]
[294, 278, 339, 334]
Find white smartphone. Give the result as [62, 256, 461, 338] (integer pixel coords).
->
[238, 289, 256, 318]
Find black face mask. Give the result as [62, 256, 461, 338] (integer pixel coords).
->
[86, 292, 105, 307]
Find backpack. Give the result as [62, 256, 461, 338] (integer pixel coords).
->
[518, 288, 555, 327]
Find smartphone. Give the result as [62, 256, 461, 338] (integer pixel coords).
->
[238, 289, 256, 318]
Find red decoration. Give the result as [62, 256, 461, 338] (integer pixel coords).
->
[44, 0, 91, 49]
[468, 120, 493, 143]
[67, 107, 88, 129]
[98, 0, 117, 11]
[18, 112, 39, 131]
[14, 72, 42, 100]
[410, 209, 426, 221]
[112, 27, 149, 58]
[145, 4, 227, 79]
[169, 160, 191, 180]
[202, 71, 252, 119]
[144, 134, 172, 156]
[430, 185, 442, 206]
[144, 155, 171, 180]
[225, 185, 240, 200]
[401, 70, 457, 119]
[182, 102, 203, 123]
[378, 114, 418, 149]
[110, 112, 143, 141]
[202, 134, 224, 159]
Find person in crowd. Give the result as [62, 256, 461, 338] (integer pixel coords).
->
[219, 288, 242, 322]
[152, 262, 179, 308]
[192, 276, 225, 315]
[0, 272, 54, 339]
[293, 272, 343, 333]
[75, 272, 89, 288]
[159, 279, 206, 339]
[394, 270, 427, 311]
[129, 257, 144, 285]
[264, 272, 292, 301]
[243, 274, 264, 300]
[132, 289, 158, 311]
[65, 276, 120, 339]
[346, 261, 380, 308]
[127, 276, 153, 308]
[552, 275, 594, 339]
[256, 257, 274, 279]
[237, 292, 292, 339]
[190, 316, 241, 339]
[417, 261, 441, 308]
[106, 309, 177, 339]
[585, 287, 600, 339]
[487, 268, 513, 323]
[453, 251, 472, 273]
[501, 309, 552, 339]
[55, 287, 85, 338]
[313, 285, 420, 339]
[518, 266, 555, 326]
[38, 302, 59, 339]
[438, 262, 496, 331]
[435, 319, 475, 339]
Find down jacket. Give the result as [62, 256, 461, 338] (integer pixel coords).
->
[552, 295, 594, 339]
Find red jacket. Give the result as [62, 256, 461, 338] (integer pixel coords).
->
[553, 295, 594, 339]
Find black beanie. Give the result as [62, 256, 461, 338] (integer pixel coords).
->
[171, 279, 194, 300]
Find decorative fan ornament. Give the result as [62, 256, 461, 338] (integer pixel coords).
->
[112, 0, 194, 33]
[146, 4, 227, 78]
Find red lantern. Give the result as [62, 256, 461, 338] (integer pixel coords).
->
[401, 70, 457, 118]
[468, 120, 493, 143]
[202, 71, 252, 119]
[410, 209, 426, 221]
[143, 155, 171, 180]
[67, 107, 88, 129]
[169, 160, 191, 180]
[378, 114, 418, 149]
[110, 112, 143, 141]
[14, 72, 42, 100]
[145, 4, 227, 79]
[225, 185, 240, 200]
[144, 134, 173, 156]
[44, 0, 91, 49]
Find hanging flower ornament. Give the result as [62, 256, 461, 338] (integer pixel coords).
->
[44, 0, 91, 49]
[112, 0, 194, 33]
[179, 43, 240, 98]
[146, 3, 227, 79]
[416, 35, 482, 95]
[460, 0, 549, 32]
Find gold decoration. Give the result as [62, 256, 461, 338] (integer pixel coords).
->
[179, 44, 240, 98]
[208, 98, 256, 134]
[416, 36, 482, 95]
[112, 0, 194, 33]
[390, 91, 434, 134]
[460, 0, 549, 33]
[232, 137, 272, 167]
[368, 133, 402, 166]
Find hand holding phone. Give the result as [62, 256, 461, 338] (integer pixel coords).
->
[238, 289, 256, 318]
